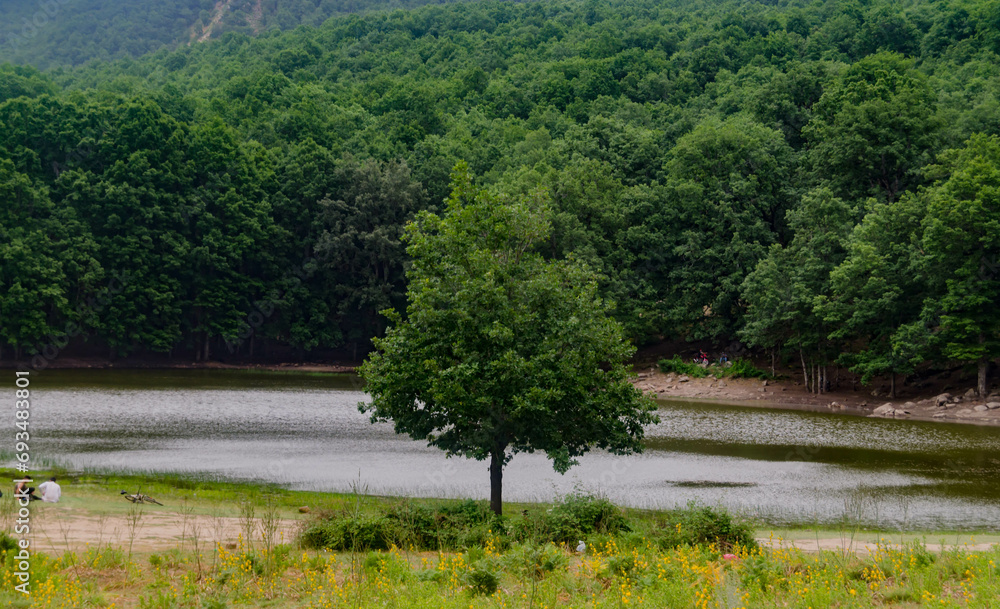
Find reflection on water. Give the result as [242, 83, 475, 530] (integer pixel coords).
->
[26, 369, 1000, 529]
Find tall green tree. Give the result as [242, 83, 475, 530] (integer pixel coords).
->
[741, 188, 855, 391]
[821, 193, 930, 396]
[359, 164, 657, 516]
[804, 52, 940, 202]
[658, 114, 793, 339]
[919, 134, 1000, 396]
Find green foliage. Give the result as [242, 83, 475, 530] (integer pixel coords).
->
[658, 356, 710, 378]
[464, 559, 501, 596]
[360, 165, 657, 515]
[540, 493, 630, 543]
[501, 543, 569, 580]
[0, 533, 17, 553]
[0, 0, 997, 392]
[300, 499, 500, 552]
[652, 504, 758, 552]
[725, 359, 769, 379]
[300, 514, 400, 551]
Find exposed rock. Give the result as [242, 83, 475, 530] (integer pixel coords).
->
[932, 412, 947, 418]
[872, 403, 896, 416]
[298, 506, 311, 514]
[974, 405, 989, 412]
[934, 393, 952, 406]
[964, 388, 978, 399]
[758, 387, 767, 392]
[902, 401, 916, 409]
[678, 375, 689, 383]
[762, 380, 769, 387]
[829, 401, 844, 410]
[717, 381, 727, 388]
[987, 402, 1000, 410]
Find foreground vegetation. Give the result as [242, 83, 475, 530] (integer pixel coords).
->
[0, 471, 998, 607]
[2, 509, 999, 608]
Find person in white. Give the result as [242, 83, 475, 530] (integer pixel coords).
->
[37, 477, 61, 503]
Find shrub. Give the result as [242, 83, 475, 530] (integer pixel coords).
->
[502, 543, 568, 580]
[724, 359, 769, 379]
[541, 493, 630, 543]
[658, 356, 709, 378]
[604, 551, 642, 579]
[464, 559, 501, 595]
[300, 515, 400, 551]
[653, 504, 757, 551]
[301, 499, 502, 551]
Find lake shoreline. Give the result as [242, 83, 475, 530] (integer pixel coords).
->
[7, 354, 1000, 427]
[634, 368, 1000, 428]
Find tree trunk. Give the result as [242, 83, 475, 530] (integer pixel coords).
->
[489, 450, 504, 516]
[979, 357, 988, 398]
[800, 351, 808, 392]
[770, 349, 775, 377]
[890, 373, 896, 399]
[203, 334, 211, 362]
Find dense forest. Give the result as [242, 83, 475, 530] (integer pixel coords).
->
[1, 0, 999, 393]
[0, 0, 475, 69]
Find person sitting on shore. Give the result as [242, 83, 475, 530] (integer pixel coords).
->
[15, 476, 41, 501]
[38, 477, 61, 503]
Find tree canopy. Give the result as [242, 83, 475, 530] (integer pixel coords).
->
[359, 164, 657, 515]
[1, 0, 999, 393]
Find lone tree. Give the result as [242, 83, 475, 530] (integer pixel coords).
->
[359, 163, 658, 516]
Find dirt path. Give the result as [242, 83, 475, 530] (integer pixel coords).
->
[759, 538, 998, 554]
[29, 506, 300, 554]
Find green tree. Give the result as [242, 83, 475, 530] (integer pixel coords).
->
[659, 114, 793, 339]
[741, 188, 855, 391]
[821, 193, 930, 397]
[919, 134, 1000, 397]
[359, 164, 657, 516]
[804, 52, 940, 202]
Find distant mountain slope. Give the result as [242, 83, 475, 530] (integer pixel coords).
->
[0, 0, 477, 69]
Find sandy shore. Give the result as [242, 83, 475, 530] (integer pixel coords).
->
[630, 368, 1000, 427]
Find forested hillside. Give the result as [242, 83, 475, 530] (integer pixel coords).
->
[2, 0, 999, 392]
[0, 0, 472, 69]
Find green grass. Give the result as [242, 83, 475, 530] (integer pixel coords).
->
[3, 468, 999, 607]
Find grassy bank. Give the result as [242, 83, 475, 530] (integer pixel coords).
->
[1, 470, 999, 607]
[2, 524, 998, 608]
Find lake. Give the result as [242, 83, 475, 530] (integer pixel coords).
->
[25, 369, 1000, 529]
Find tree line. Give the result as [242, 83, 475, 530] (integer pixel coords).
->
[1, 0, 999, 392]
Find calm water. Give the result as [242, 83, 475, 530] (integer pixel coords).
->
[23, 369, 1000, 529]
